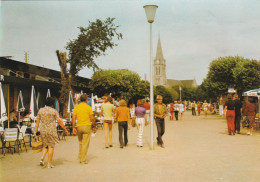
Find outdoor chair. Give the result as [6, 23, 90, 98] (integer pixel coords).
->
[0, 127, 6, 155]
[18, 126, 29, 152]
[57, 123, 65, 141]
[4, 128, 20, 154]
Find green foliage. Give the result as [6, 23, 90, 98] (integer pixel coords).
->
[171, 86, 198, 101]
[66, 17, 123, 76]
[154, 86, 173, 104]
[89, 69, 149, 100]
[200, 56, 260, 99]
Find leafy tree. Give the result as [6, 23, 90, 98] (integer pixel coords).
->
[89, 69, 149, 101]
[154, 85, 173, 104]
[56, 18, 122, 116]
[200, 56, 260, 100]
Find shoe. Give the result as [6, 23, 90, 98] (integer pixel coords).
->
[161, 144, 165, 148]
[247, 132, 251, 136]
[47, 164, 55, 168]
[80, 160, 88, 164]
[137, 145, 139, 147]
[40, 160, 44, 166]
[120, 146, 123, 149]
[105, 145, 109, 148]
[140, 145, 143, 147]
[109, 145, 113, 147]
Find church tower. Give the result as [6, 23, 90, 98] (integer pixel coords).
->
[154, 36, 166, 86]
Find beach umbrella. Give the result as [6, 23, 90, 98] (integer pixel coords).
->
[17, 90, 25, 127]
[17, 90, 25, 112]
[68, 91, 74, 119]
[30, 85, 38, 123]
[0, 83, 7, 128]
[46, 89, 51, 98]
[91, 93, 95, 111]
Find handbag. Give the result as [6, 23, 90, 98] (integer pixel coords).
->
[31, 136, 43, 153]
[242, 118, 250, 128]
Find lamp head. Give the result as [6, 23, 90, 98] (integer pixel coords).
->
[143, 5, 158, 23]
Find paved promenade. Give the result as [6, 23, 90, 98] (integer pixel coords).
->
[1, 111, 260, 182]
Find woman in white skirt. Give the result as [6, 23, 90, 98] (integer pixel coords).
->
[135, 99, 147, 147]
[178, 101, 184, 120]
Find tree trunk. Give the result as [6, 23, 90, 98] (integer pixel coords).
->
[56, 50, 70, 118]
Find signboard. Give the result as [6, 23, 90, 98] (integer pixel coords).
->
[228, 88, 236, 94]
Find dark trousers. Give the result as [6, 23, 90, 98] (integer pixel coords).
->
[118, 121, 128, 147]
[235, 115, 241, 132]
[174, 111, 179, 120]
[155, 118, 165, 145]
[192, 108, 196, 116]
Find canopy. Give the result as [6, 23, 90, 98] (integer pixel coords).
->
[242, 88, 260, 98]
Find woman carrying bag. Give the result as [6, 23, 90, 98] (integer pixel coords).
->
[35, 97, 69, 168]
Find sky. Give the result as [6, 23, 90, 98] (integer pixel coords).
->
[1, 0, 260, 85]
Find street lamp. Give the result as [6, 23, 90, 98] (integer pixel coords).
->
[179, 86, 182, 101]
[143, 4, 158, 150]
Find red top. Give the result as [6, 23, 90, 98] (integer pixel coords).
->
[143, 102, 150, 110]
[170, 103, 174, 112]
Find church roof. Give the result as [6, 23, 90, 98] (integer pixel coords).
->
[155, 36, 164, 60]
[167, 79, 197, 88]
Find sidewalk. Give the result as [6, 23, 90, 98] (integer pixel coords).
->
[1, 111, 260, 182]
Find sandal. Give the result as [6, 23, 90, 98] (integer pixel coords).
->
[40, 159, 44, 166]
[47, 164, 55, 169]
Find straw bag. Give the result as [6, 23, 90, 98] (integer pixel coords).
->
[31, 136, 43, 153]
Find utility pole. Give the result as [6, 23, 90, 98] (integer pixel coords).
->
[25, 52, 28, 64]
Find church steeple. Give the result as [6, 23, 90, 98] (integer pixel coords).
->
[153, 35, 167, 86]
[155, 35, 164, 60]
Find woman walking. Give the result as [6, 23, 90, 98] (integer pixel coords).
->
[169, 102, 174, 120]
[245, 98, 257, 136]
[178, 101, 184, 120]
[101, 96, 115, 148]
[173, 101, 179, 120]
[135, 99, 147, 147]
[224, 94, 235, 135]
[35, 97, 69, 168]
[202, 100, 208, 118]
[115, 100, 130, 148]
[197, 101, 201, 116]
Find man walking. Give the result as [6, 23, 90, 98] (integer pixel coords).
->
[72, 94, 96, 164]
[191, 101, 196, 116]
[154, 95, 167, 148]
[233, 94, 242, 134]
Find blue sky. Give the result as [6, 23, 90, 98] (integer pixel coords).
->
[1, 0, 260, 84]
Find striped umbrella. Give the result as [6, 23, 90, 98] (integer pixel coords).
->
[0, 83, 7, 128]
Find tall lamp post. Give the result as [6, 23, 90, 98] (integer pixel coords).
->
[143, 4, 158, 150]
[179, 86, 182, 101]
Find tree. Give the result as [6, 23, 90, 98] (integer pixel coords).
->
[56, 17, 122, 116]
[89, 69, 149, 101]
[200, 56, 260, 100]
[154, 85, 173, 104]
